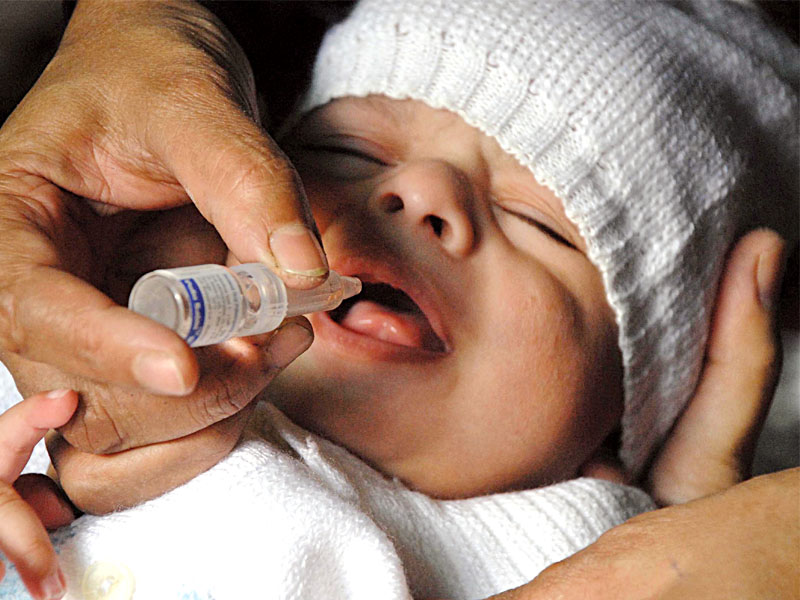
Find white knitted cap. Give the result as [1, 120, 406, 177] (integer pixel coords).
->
[299, 0, 799, 476]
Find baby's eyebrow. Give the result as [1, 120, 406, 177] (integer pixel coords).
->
[295, 105, 375, 138]
[316, 97, 415, 136]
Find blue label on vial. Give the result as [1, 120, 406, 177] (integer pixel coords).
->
[181, 278, 205, 345]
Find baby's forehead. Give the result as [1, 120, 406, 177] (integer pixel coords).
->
[303, 95, 537, 179]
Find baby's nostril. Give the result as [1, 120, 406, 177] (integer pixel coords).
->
[427, 215, 444, 237]
[381, 194, 404, 213]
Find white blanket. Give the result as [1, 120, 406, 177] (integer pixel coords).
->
[1, 338, 799, 600]
[1, 400, 654, 600]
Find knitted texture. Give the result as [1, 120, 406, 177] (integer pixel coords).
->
[299, 0, 799, 475]
[0, 403, 653, 599]
[282, 405, 655, 598]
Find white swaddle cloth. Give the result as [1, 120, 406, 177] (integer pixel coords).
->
[0, 399, 654, 600]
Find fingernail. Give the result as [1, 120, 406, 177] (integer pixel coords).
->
[268, 322, 314, 368]
[132, 352, 190, 396]
[38, 567, 66, 599]
[269, 224, 328, 279]
[756, 245, 786, 313]
[45, 389, 72, 400]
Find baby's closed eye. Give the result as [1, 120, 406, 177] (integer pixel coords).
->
[492, 202, 578, 250]
[294, 137, 390, 180]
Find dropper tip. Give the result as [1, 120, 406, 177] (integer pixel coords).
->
[341, 276, 362, 300]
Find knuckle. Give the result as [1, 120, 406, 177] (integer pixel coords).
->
[752, 336, 779, 375]
[17, 536, 54, 571]
[0, 488, 54, 562]
[262, 155, 303, 198]
[224, 161, 265, 201]
[595, 518, 654, 550]
[160, 8, 257, 117]
[58, 389, 127, 454]
[165, 68, 221, 106]
[536, 559, 570, 583]
[52, 452, 110, 514]
[730, 333, 781, 386]
[228, 151, 297, 203]
[71, 318, 109, 370]
[534, 558, 593, 595]
[737, 317, 780, 371]
[191, 374, 250, 426]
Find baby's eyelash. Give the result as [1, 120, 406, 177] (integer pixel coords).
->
[499, 206, 577, 250]
[302, 144, 387, 165]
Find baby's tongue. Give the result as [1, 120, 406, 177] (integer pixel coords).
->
[339, 300, 440, 350]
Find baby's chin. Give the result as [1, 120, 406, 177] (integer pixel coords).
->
[357, 419, 623, 500]
[265, 332, 623, 500]
[382, 454, 590, 500]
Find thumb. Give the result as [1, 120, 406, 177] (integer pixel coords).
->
[648, 229, 786, 505]
[157, 97, 329, 289]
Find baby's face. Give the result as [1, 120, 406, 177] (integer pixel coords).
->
[269, 96, 622, 497]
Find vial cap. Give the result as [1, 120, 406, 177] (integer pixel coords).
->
[128, 275, 184, 332]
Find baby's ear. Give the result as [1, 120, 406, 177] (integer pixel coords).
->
[578, 432, 627, 484]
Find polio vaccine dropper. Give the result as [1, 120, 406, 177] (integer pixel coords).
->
[128, 263, 361, 347]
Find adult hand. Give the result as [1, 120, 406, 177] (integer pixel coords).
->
[581, 229, 786, 500]
[0, 0, 324, 509]
[489, 469, 799, 600]
[0, 389, 78, 600]
[488, 229, 796, 599]
[646, 229, 786, 504]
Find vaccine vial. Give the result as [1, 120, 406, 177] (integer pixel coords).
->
[128, 264, 361, 347]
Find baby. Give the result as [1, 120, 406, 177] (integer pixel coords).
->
[1, 0, 797, 598]
[265, 0, 799, 494]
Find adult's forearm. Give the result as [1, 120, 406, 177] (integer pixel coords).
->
[488, 468, 800, 600]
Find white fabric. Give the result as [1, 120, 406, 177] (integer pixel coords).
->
[0, 399, 654, 600]
[2, 340, 799, 598]
[299, 0, 799, 476]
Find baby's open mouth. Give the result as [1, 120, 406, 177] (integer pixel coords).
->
[330, 282, 446, 352]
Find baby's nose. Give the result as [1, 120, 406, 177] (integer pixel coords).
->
[371, 160, 477, 257]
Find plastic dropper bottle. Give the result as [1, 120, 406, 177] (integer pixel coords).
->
[128, 264, 361, 347]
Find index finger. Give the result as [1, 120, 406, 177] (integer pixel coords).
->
[0, 183, 201, 396]
[160, 104, 329, 289]
[0, 262, 199, 397]
[0, 480, 67, 600]
[0, 390, 78, 482]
